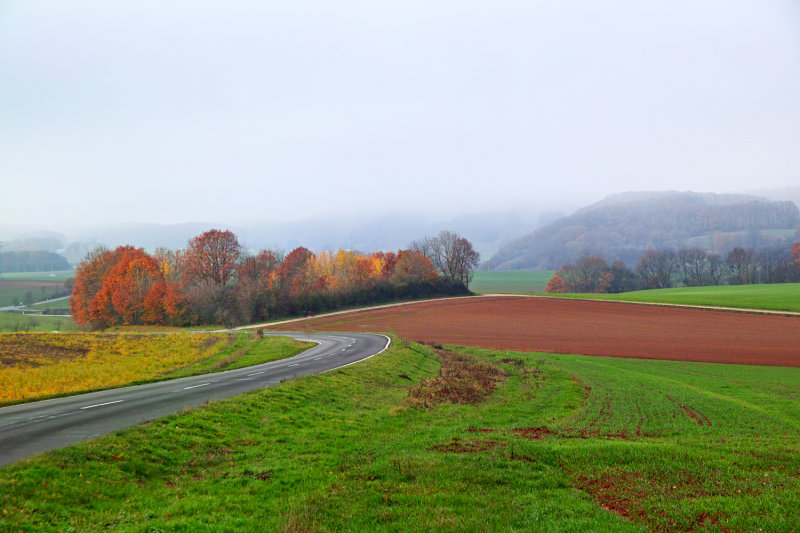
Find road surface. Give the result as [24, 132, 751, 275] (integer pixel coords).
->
[0, 331, 390, 467]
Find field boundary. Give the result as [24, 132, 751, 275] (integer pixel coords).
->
[486, 293, 800, 317]
[239, 293, 800, 331]
[236, 295, 482, 330]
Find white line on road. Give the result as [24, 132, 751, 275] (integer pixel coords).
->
[289, 363, 300, 367]
[247, 371, 265, 376]
[183, 382, 210, 390]
[80, 400, 123, 410]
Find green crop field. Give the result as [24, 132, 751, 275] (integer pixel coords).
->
[23, 295, 71, 312]
[0, 281, 70, 308]
[3, 340, 797, 531]
[0, 312, 77, 332]
[470, 270, 554, 294]
[553, 283, 800, 313]
[0, 270, 74, 281]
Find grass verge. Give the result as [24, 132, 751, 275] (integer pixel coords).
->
[2, 339, 797, 531]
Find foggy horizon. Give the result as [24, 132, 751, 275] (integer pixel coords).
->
[2, 1, 799, 231]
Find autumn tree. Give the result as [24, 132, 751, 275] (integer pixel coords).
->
[184, 229, 242, 287]
[71, 246, 118, 329]
[392, 250, 438, 284]
[235, 249, 281, 323]
[71, 246, 178, 329]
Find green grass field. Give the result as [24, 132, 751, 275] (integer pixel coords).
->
[3, 340, 797, 531]
[554, 283, 800, 313]
[470, 270, 554, 294]
[0, 270, 74, 281]
[23, 295, 71, 312]
[0, 312, 77, 332]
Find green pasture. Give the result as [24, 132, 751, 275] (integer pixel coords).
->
[3, 339, 798, 531]
[0, 270, 74, 281]
[23, 295, 71, 312]
[470, 270, 554, 294]
[0, 312, 77, 332]
[554, 283, 800, 313]
[0, 283, 70, 308]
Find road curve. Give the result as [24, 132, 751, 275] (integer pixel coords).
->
[0, 332, 390, 468]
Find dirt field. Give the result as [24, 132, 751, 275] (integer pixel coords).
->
[273, 296, 800, 367]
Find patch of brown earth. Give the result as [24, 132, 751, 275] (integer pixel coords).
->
[431, 438, 506, 453]
[276, 296, 800, 367]
[406, 351, 506, 409]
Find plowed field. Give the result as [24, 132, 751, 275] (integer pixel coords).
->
[275, 296, 800, 367]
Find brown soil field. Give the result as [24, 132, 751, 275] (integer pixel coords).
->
[271, 296, 800, 367]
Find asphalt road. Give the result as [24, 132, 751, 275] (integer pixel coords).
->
[0, 331, 390, 468]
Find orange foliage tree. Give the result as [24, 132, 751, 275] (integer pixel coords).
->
[72, 246, 182, 329]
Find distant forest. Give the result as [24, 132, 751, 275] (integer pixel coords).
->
[485, 192, 800, 270]
[0, 251, 72, 273]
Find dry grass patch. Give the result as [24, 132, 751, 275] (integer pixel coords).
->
[406, 348, 506, 409]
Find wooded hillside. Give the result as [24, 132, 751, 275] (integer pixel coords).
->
[485, 192, 800, 270]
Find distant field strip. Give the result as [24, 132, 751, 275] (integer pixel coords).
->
[286, 295, 800, 367]
[0, 313, 76, 332]
[469, 270, 554, 294]
[551, 283, 800, 313]
[2, 340, 797, 531]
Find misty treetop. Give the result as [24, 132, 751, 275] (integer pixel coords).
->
[70, 229, 479, 329]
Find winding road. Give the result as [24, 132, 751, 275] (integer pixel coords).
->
[0, 332, 390, 468]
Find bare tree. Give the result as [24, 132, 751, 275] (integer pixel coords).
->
[411, 230, 480, 287]
[636, 249, 677, 289]
[726, 247, 756, 285]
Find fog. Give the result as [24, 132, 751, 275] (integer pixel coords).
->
[2, 0, 799, 232]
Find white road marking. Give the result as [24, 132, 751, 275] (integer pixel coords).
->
[183, 382, 210, 390]
[247, 371, 265, 376]
[289, 363, 300, 367]
[313, 357, 321, 360]
[80, 400, 123, 410]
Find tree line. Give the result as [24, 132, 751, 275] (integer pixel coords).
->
[546, 242, 800, 293]
[70, 229, 479, 329]
[0, 251, 72, 273]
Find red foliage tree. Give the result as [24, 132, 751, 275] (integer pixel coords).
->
[792, 242, 800, 267]
[545, 274, 568, 293]
[184, 229, 242, 287]
[277, 247, 313, 293]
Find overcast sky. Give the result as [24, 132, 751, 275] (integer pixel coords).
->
[2, 0, 799, 230]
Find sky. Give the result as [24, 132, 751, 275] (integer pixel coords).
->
[2, 0, 799, 231]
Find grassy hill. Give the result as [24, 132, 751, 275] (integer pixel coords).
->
[3, 339, 798, 531]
